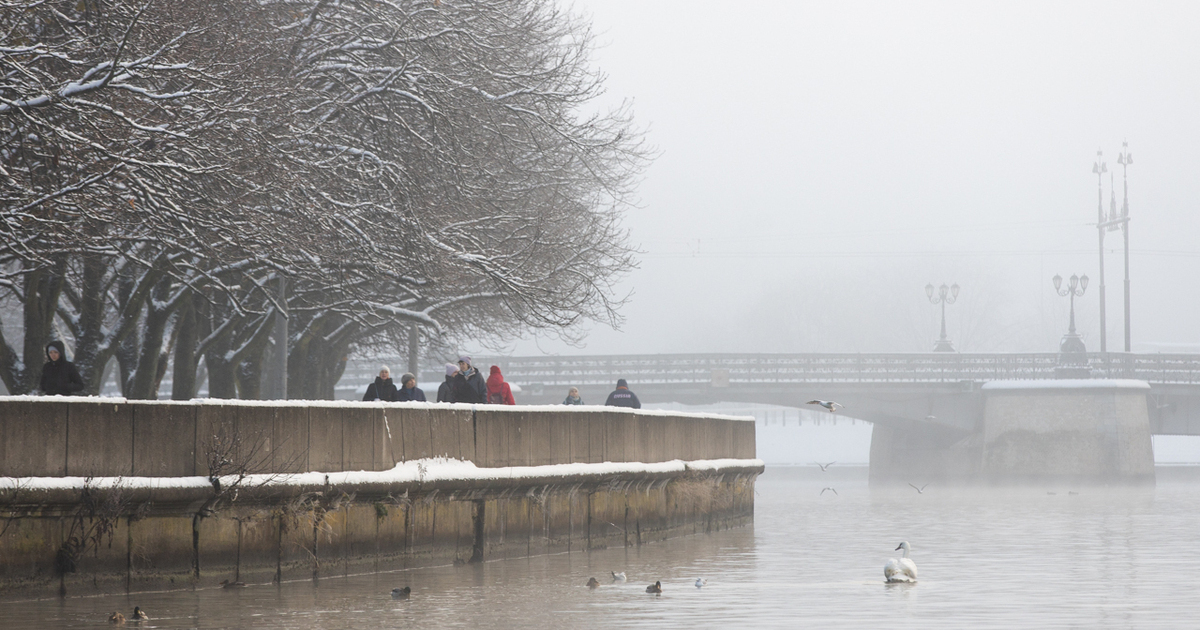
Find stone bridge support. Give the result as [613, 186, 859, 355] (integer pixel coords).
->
[868, 380, 1155, 486]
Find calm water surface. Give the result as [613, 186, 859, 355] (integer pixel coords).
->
[7, 466, 1200, 629]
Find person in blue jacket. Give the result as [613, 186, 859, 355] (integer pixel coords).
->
[604, 379, 641, 409]
[396, 373, 427, 402]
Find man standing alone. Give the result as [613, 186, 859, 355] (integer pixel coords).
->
[604, 379, 641, 409]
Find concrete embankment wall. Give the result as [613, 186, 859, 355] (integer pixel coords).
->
[0, 399, 759, 599]
[0, 399, 754, 476]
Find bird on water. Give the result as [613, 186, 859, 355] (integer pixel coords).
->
[611, 571, 626, 582]
[646, 581, 662, 594]
[806, 400, 843, 413]
[131, 606, 149, 621]
[391, 586, 411, 599]
[587, 577, 600, 589]
[220, 579, 248, 588]
[884, 541, 918, 583]
[108, 612, 125, 624]
[695, 578, 707, 588]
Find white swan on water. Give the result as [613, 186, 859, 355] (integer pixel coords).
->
[884, 541, 918, 583]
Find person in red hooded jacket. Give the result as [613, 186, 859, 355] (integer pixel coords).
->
[486, 365, 516, 405]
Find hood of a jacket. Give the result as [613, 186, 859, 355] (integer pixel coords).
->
[45, 340, 66, 362]
[487, 366, 506, 391]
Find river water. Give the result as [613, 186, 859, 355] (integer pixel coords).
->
[6, 465, 1200, 629]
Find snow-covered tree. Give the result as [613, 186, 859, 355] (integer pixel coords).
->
[1, 0, 646, 399]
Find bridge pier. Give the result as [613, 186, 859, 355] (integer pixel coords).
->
[979, 380, 1154, 485]
[868, 422, 980, 486]
[868, 379, 1156, 486]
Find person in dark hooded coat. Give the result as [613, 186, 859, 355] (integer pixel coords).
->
[40, 340, 85, 396]
[437, 363, 458, 403]
[604, 379, 641, 409]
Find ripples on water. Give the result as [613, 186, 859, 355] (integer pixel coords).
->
[8, 466, 1200, 629]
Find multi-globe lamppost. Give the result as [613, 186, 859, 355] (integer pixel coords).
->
[1053, 273, 1089, 354]
[925, 283, 959, 352]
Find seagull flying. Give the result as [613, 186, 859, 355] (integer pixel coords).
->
[806, 400, 843, 413]
[815, 461, 836, 471]
[908, 483, 929, 494]
[821, 487, 838, 495]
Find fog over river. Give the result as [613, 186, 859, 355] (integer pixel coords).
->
[6, 466, 1199, 629]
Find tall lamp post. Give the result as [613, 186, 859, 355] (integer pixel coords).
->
[1116, 142, 1132, 352]
[1092, 150, 1108, 352]
[925, 283, 959, 352]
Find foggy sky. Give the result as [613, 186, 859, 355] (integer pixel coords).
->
[506, 1, 1200, 357]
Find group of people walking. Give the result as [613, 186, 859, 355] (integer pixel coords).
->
[365, 356, 642, 409]
[364, 356, 517, 405]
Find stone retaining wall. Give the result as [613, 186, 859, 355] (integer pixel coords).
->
[0, 399, 759, 599]
[0, 399, 756, 477]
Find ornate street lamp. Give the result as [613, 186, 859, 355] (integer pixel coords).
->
[1053, 273, 1089, 355]
[925, 282, 959, 352]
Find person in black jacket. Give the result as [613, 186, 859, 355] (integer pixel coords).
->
[604, 379, 641, 409]
[396, 373, 427, 402]
[363, 366, 397, 401]
[40, 340, 85, 396]
[437, 363, 457, 403]
[451, 356, 487, 404]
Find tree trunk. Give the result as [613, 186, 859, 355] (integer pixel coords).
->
[72, 254, 109, 395]
[287, 314, 352, 400]
[113, 269, 141, 396]
[18, 259, 68, 393]
[172, 291, 198, 400]
[126, 277, 175, 399]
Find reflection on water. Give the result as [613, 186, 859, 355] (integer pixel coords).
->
[6, 466, 1200, 629]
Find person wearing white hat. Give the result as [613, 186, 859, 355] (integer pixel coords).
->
[363, 366, 397, 401]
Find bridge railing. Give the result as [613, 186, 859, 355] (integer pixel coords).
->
[340, 353, 1200, 391]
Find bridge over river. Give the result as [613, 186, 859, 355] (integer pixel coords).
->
[345, 352, 1200, 435]
[347, 352, 1200, 484]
